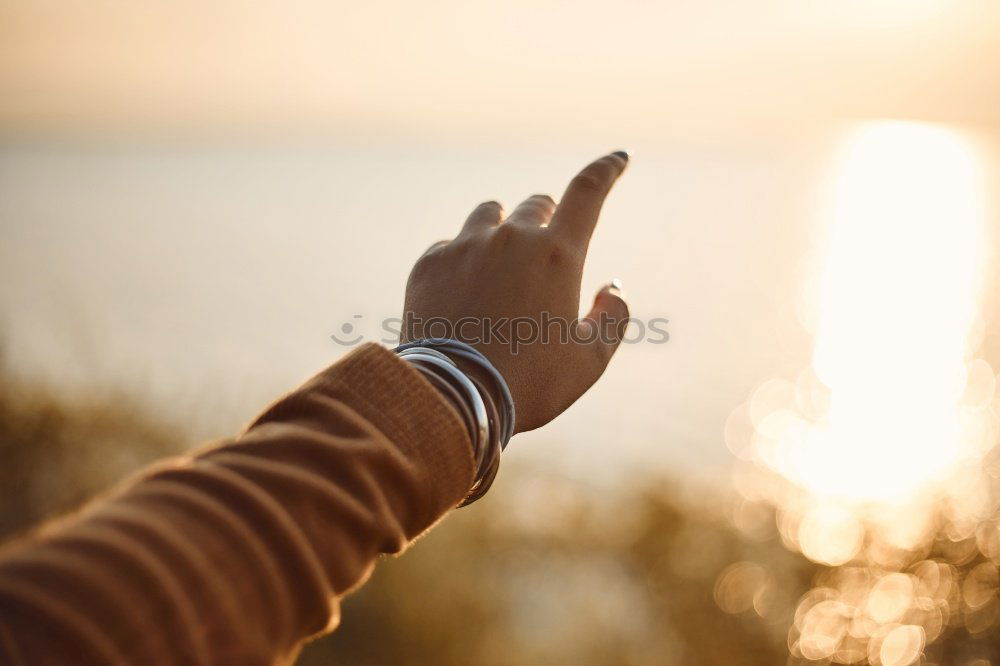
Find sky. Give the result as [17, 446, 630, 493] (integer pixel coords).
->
[2, 0, 998, 141]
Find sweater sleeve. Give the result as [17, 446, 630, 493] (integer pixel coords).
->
[0, 343, 476, 666]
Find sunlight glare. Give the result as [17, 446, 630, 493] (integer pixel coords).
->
[783, 121, 985, 502]
[716, 121, 997, 661]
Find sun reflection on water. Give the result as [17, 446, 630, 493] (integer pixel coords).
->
[767, 121, 987, 505]
[723, 122, 998, 663]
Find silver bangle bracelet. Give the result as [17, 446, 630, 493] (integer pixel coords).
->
[395, 338, 515, 448]
[399, 351, 490, 467]
[398, 346, 456, 367]
[396, 338, 513, 505]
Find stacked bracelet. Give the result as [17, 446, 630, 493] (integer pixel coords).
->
[396, 339, 515, 447]
[395, 338, 515, 506]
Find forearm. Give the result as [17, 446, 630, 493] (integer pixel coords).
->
[0, 343, 475, 666]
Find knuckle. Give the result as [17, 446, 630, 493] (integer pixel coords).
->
[594, 158, 620, 177]
[412, 241, 448, 272]
[570, 170, 607, 194]
[447, 234, 478, 256]
[477, 200, 502, 212]
[424, 241, 448, 259]
[491, 221, 520, 244]
[411, 252, 436, 274]
[513, 195, 554, 219]
[538, 232, 577, 263]
[494, 220, 518, 236]
[409, 258, 432, 281]
[469, 200, 503, 223]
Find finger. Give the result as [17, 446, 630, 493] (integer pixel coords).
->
[460, 200, 504, 236]
[421, 239, 449, 256]
[549, 151, 629, 245]
[506, 193, 556, 228]
[574, 279, 630, 373]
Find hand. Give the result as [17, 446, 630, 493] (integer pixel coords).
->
[401, 151, 630, 433]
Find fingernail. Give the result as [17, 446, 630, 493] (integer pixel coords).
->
[611, 150, 630, 162]
[607, 278, 626, 299]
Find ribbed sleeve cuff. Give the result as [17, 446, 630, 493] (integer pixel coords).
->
[312, 343, 476, 521]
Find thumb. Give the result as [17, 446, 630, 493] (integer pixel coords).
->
[576, 279, 630, 371]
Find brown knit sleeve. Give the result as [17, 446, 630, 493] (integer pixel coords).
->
[0, 343, 476, 666]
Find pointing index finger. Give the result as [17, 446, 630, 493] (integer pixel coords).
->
[549, 151, 629, 245]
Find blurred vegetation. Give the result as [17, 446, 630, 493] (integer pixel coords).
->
[3, 363, 1000, 665]
[300, 476, 814, 666]
[0, 366, 184, 539]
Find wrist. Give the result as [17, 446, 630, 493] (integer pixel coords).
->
[394, 338, 516, 505]
[451, 356, 503, 420]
